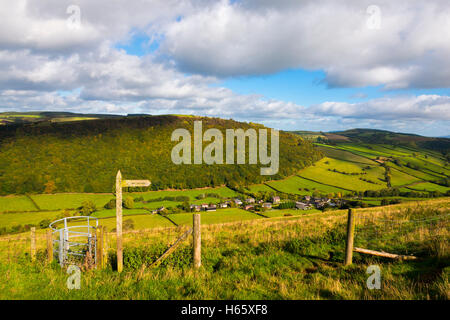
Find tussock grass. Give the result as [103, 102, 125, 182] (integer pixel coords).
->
[0, 199, 448, 299]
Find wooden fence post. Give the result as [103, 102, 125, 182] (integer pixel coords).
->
[30, 227, 36, 262]
[193, 214, 201, 268]
[116, 170, 123, 273]
[345, 209, 355, 266]
[103, 227, 109, 267]
[46, 229, 53, 264]
[97, 226, 104, 269]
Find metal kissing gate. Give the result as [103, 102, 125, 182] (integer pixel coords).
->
[49, 216, 99, 267]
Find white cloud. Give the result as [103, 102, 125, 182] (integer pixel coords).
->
[0, 0, 449, 136]
[162, 0, 450, 89]
[310, 95, 450, 121]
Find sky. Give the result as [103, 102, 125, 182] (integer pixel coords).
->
[0, 0, 449, 136]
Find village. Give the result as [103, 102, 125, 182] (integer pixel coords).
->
[148, 194, 345, 215]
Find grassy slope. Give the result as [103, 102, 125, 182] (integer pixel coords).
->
[0, 199, 448, 300]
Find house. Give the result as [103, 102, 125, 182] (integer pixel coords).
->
[206, 204, 217, 211]
[157, 206, 165, 212]
[272, 196, 280, 204]
[262, 202, 272, 209]
[245, 198, 255, 204]
[234, 198, 243, 205]
[201, 203, 209, 209]
[219, 203, 228, 208]
[190, 204, 201, 212]
[295, 201, 310, 210]
[304, 195, 311, 202]
[244, 204, 254, 210]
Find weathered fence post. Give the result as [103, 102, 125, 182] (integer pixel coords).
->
[345, 209, 355, 265]
[30, 227, 36, 262]
[116, 170, 123, 273]
[193, 214, 201, 268]
[46, 229, 53, 264]
[97, 226, 104, 269]
[103, 227, 109, 267]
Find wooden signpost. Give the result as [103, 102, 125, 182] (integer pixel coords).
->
[115, 170, 150, 273]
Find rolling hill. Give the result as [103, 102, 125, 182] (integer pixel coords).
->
[0, 113, 322, 195]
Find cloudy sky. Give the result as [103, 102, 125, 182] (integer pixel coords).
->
[0, 0, 449, 136]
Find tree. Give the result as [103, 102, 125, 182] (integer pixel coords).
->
[104, 199, 116, 209]
[44, 180, 56, 194]
[80, 201, 96, 216]
[123, 196, 134, 209]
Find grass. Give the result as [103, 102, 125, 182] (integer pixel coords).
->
[169, 208, 263, 226]
[137, 187, 237, 201]
[30, 193, 113, 211]
[266, 175, 348, 195]
[0, 211, 63, 229]
[298, 158, 387, 191]
[0, 195, 37, 212]
[389, 168, 422, 187]
[246, 184, 274, 193]
[99, 214, 174, 231]
[316, 145, 376, 164]
[0, 199, 448, 299]
[406, 182, 450, 193]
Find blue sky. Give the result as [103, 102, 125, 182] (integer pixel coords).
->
[0, 1, 449, 136]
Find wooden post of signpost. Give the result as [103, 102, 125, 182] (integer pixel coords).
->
[115, 170, 151, 273]
[30, 227, 36, 262]
[193, 214, 201, 269]
[116, 170, 123, 273]
[46, 229, 53, 264]
[344, 209, 355, 266]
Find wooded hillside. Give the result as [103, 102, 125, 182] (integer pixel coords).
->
[0, 115, 322, 195]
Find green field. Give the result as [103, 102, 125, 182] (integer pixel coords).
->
[246, 183, 274, 193]
[99, 214, 174, 231]
[405, 182, 450, 193]
[0, 211, 62, 229]
[266, 175, 348, 195]
[169, 208, 262, 226]
[29, 194, 113, 211]
[137, 186, 237, 201]
[389, 168, 422, 187]
[298, 158, 387, 191]
[316, 145, 377, 164]
[0, 196, 37, 212]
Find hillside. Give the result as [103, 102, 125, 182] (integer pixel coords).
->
[0, 114, 322, 195]
[287, 129, 450, 197]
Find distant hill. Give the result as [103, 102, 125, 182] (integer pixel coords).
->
[0, 111, 122, 126]
[0, 114, 322, 195]
[293, 128, 450, 155]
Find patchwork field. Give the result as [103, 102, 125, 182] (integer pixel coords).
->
[266, 175, 348, 195]
[298, 158, 387, 191]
